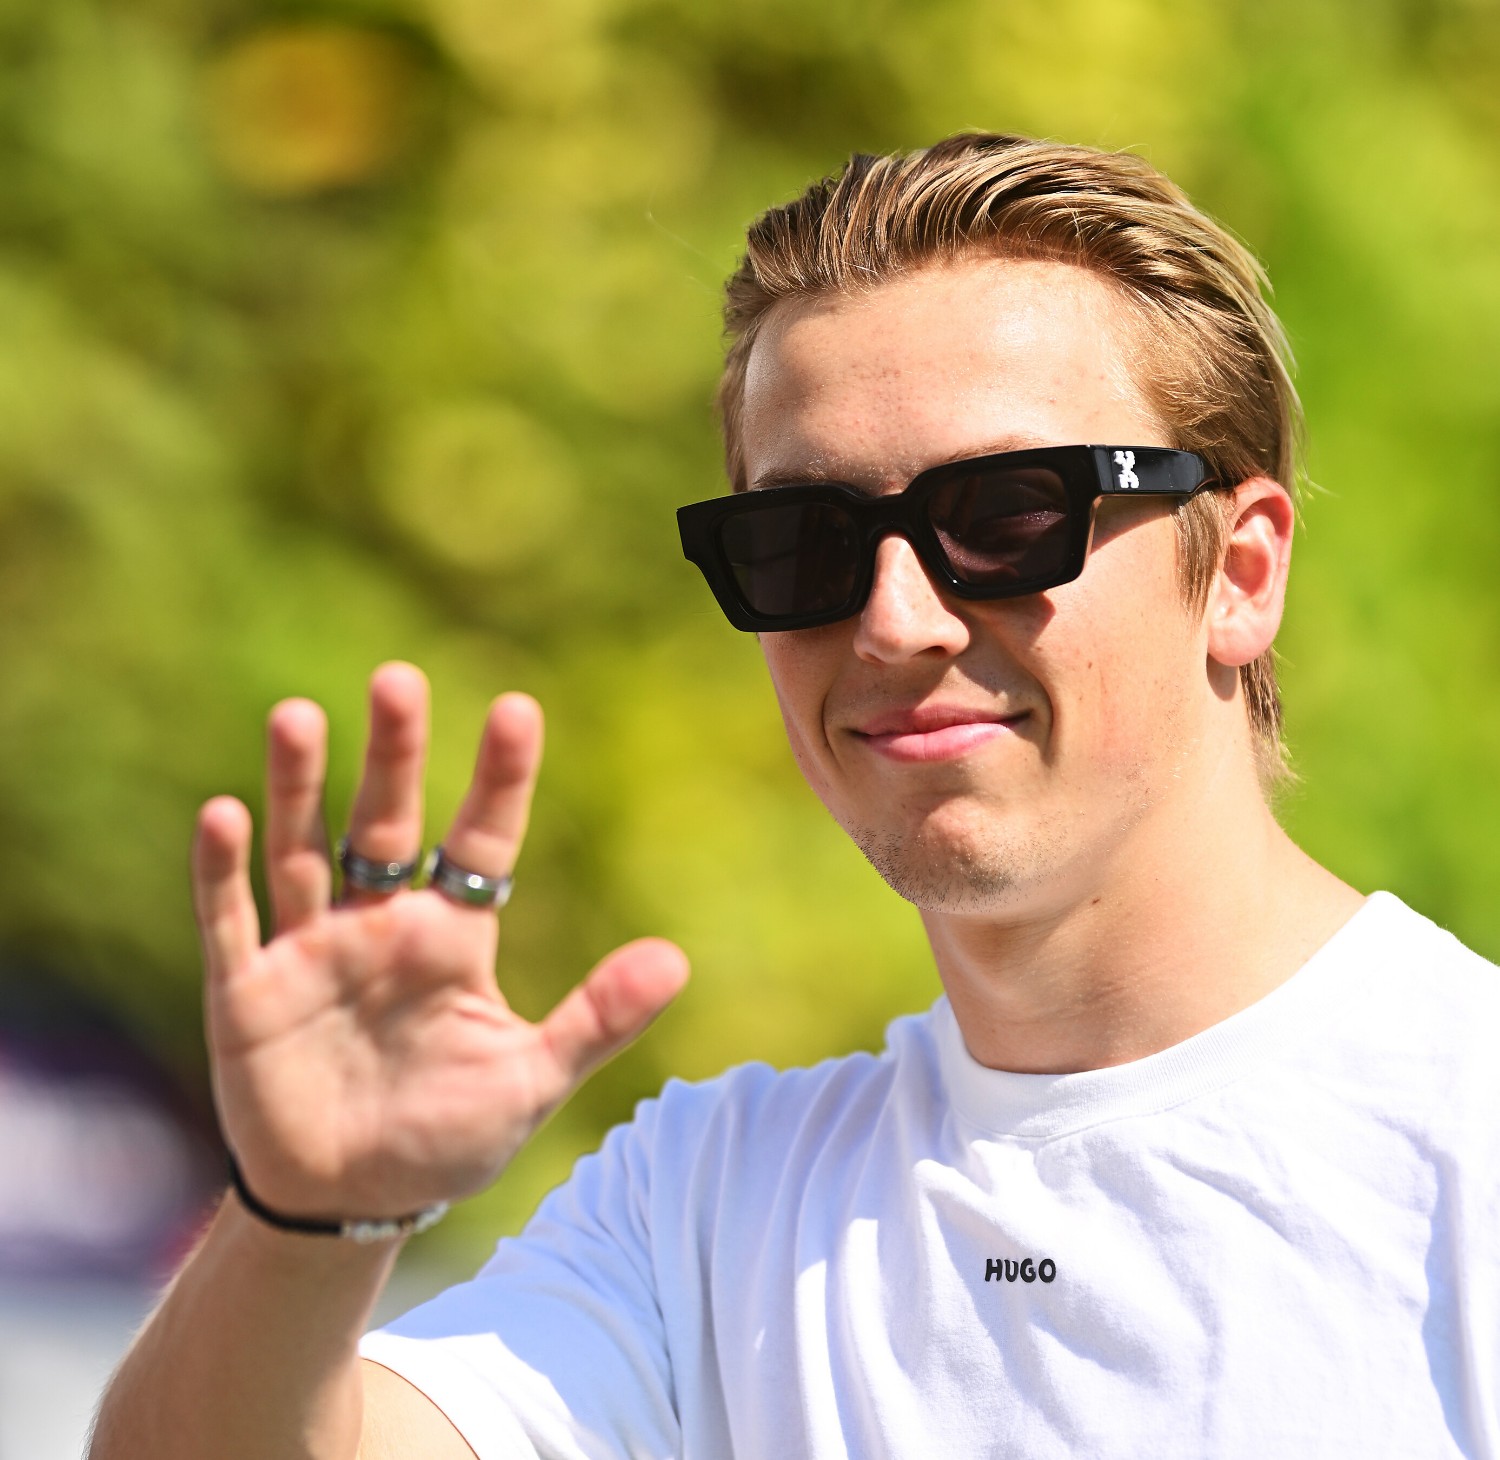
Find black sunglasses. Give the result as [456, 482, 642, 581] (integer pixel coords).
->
[677, 444, 1217, 632]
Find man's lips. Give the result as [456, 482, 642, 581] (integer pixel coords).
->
[850, 707, 1029, 764]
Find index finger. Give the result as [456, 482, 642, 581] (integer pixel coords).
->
[436, 693, 543, 881]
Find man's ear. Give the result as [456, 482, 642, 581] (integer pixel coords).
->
[1206, 477, 1295, 669]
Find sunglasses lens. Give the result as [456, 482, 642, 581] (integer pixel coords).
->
[928, 467, 1073, 587]
[720, 500, 860, 621]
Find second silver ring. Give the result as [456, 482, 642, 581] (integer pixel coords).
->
[426, 846, 514, 909]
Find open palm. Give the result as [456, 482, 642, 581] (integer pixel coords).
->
[193, 664, 688, 1227]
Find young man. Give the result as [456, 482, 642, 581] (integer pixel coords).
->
[92, 135, 1499, 1458]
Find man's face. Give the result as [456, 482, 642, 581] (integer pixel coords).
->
[739, 257, 1216, 917]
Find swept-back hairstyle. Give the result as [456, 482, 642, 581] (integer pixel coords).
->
[715, 133, 1299, 780]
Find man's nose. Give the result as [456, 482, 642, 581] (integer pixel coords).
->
[851, 534, 971, 663]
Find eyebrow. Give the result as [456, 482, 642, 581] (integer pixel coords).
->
[746, 435, 1059, 493]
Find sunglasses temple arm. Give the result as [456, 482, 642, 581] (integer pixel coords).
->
[1093, 447, 1214, 495]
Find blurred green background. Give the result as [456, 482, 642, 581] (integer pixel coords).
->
[2, 0, 1498, 1269]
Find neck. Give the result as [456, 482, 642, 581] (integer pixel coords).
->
[921, 759, 1363, 1075]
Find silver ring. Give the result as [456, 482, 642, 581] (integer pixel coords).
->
[425, 846, 514, 909]
[337, 837, 421, 896]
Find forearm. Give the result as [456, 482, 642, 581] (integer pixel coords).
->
[90, 1193, 402, 1460]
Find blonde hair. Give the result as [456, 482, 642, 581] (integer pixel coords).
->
[716, 133, 1299, 780]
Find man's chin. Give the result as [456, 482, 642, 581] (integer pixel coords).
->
[845, 820, 1052, 915]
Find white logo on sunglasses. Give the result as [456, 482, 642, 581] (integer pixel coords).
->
[1113, 450, 1139, 490]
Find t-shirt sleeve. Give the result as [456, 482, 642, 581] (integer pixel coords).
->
[360, 1100, 680, 1460]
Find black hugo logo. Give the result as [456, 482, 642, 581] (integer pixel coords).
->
[985, 1257, 1056, 1284]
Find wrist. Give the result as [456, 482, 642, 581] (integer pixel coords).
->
[213, 1193, 407, 1298]
[226, 1154, 449, 1246]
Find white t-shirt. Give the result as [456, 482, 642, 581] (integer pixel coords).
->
[363, 893, 1500, 1458]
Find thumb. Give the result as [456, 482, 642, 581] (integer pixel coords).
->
[534, 938, 690, 1105]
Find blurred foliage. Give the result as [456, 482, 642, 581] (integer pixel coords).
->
[2, 0, 1499, 1267]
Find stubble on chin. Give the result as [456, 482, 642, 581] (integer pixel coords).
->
[844, 815, 1054, 915]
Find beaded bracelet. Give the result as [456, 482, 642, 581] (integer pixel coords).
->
[227, 1155, 448, 1245]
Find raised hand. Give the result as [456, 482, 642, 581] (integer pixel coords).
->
[192, 662, 689, 1226]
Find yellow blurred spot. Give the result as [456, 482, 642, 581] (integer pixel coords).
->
[427, 0, 609, 104]
[377, 399, 578, 572]
[202, 25, 420, 196]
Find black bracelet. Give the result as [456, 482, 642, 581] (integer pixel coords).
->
[226, 1154, 448, 1245]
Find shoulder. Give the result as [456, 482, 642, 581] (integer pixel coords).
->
[575, 1003, 947, 1205]
[1357, 892, 1500, 1011]
[492, 1004, 947, 1288]
[1340, 892, 1500, 1110]
[654, 1003, 941, 1141]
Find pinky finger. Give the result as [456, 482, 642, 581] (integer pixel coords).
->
[192, 796, 262, 984]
